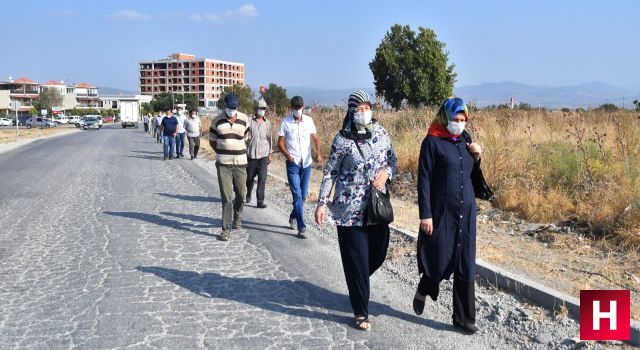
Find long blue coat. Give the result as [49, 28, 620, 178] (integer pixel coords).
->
[417, 134, 477, 282]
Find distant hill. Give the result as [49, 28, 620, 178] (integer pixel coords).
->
[455, 81, 640, 109]
[285, 87, 377, 106]
[98, 86, 138, 96]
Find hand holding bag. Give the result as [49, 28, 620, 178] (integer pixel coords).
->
[354, 140, 394, 225]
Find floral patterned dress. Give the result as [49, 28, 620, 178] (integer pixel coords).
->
[317, 123, 398, 226]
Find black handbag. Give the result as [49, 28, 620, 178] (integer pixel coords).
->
[462, 131, 494, 200]
[354, 140, 394, 225]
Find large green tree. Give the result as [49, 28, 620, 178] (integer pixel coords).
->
[262, 83, 289, 116]
[369, 24, 456, 109]
[150, 92, 198, 112]
[217, 84, 255, 114]
[37, 87, 63, 112]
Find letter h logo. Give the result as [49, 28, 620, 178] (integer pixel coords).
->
[580, 290, 630, 341]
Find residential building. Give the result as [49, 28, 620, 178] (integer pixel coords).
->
[99, 95, 152, 110]
[0, 77, 39, 115]
[139, 53, 245, 108]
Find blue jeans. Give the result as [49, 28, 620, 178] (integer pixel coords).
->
[163, 135, 175, 157]
[286, 160, 311, 231]
[176, 133, 186, 157]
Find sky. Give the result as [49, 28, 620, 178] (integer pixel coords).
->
[1, 0, 639, 91]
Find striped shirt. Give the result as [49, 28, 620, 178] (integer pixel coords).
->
[209, 111, 249, 165]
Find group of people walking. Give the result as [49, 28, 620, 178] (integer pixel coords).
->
[147, 91, 484, 335]
[146, 109, 202, 160]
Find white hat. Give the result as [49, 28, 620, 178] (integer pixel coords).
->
[257, 98, 267, 109]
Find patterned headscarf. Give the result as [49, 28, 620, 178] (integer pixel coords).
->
[340, 90, 373, 140]
[435, 97, 469, 126]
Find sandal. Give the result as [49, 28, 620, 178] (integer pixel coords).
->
[413, 290, 427, 315]
[355, 316, 371, 331]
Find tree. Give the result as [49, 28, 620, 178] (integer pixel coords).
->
[217, 84, 255, 114]
[596, 103, 619, 112]
[262, 83, 289, 116]
[370, 24, 456, 109]
[141, 102, 153, 115]
[38, 87, 63, 112]
[150, 92, 198, 112]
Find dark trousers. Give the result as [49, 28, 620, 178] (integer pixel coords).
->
[418, 274, 476, 326]
[188, 136, 200, 158]
[337, 224, 390, 318]
[246, 157, 268, 204]
[144, 123, 149, 132]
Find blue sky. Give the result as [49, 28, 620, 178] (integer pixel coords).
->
[1, 0, 638, 91]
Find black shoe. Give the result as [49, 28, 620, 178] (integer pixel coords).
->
[163, 156, 166, 161]
[413, 290, 427, 315]
[190, 156, 194, 160]
[245, 194, 252, 203]
[257, 203, 267, 209]
[453, 321, 478, 334]
[169, 156, 173, 160]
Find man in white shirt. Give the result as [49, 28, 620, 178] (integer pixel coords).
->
[154, 113, 164, 143]
[277, 96, 322, 238]
[175, 108, 187, 158]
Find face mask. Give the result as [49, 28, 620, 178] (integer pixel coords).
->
[353, 110, 372, 126]
[292, 109, 302, 119]
[447, 121, 466, 135]
[191, 114, 196, 118]
[225, 108, 237, 117]
[257, 110, 266, 117]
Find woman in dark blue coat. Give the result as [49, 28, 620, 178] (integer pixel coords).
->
[413, 97, 482, 334]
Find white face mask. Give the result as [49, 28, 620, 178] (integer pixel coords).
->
[353, 110, 372, 126]
[292, 109, 302, 118]
[257, 110, 266, 117]
[447, 120, 466, 135]
[225, 108, 237, 117]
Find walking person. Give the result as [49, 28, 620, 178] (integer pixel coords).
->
[161, 110, 178, 160]
[151, 114, 157, 138]
[245, 98, 272, 209]
[315, 91, 397, 331]
[209, 93, 249, 241]
[185, 109, 201, 160]
[413, 97, 482, 334]
[143, 113, 150, 133]
[277, 96, 322, 238]
[175, 109, 187, 158]
[155, 113, 164, 143]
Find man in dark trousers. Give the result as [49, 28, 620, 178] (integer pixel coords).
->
[245, 98, 272, 208]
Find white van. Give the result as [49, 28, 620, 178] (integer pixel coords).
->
[55, 115, 70, 124]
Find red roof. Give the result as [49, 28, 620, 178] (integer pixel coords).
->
[14, 77, 37, 84]
[43, 80, 63, 85]
[75, 82, 95, 88]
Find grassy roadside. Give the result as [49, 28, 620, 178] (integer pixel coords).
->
[0, 127, 77, 144]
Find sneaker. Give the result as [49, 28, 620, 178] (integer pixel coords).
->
[168, 156, 173, 160]
[257, 203, 267, 209]
[289, 218, 296, 230]
[297, 228, 307, 239]
[220, 229, 231, 241]
[453, 321, 478, 334]
[232, 221, 242, 230]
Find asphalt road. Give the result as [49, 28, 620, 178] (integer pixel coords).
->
[0, 125, 584, 349]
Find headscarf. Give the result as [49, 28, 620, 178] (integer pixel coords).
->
[428, 97, 469, 140]
[340, 90, 373, 141]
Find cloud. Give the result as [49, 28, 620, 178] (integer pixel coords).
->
[188, 4, 258, 25]
[106, 10, 151, 22]
[46, 10, 79, 17]
[224, 4, 258, 22]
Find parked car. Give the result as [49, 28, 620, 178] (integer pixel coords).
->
[0, 118, 12, 126]
[26, 117, 56, 128]
[83, 116, 100, 130]
[103, 116, 114, 123]
[68, 116, 82, 125]
[54, 115, 70, 124]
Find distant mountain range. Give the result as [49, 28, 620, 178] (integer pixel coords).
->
[454, 81, 640, 109]
[98, 82, 640, 109]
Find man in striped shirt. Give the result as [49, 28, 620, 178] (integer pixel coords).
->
[209, 93, 249, 241]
